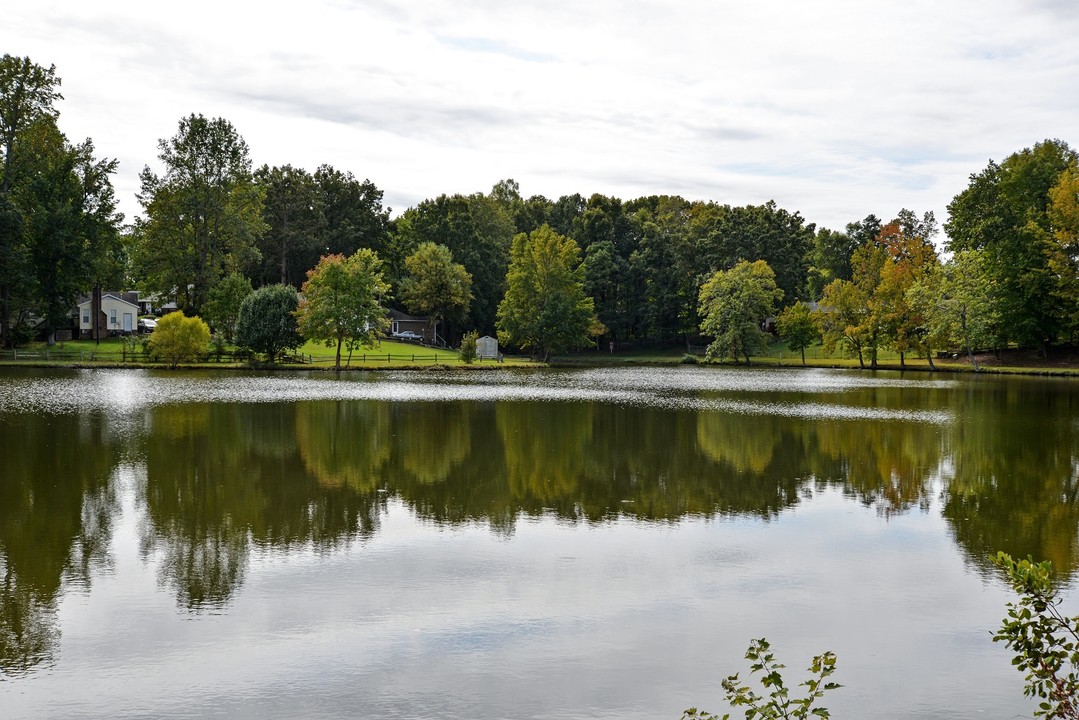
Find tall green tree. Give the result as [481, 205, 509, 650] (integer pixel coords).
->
[312, 165, 390, 265]
[906, 250, 1000, 370]
[203, 272, 252, 342]
[0, 54, 63, 348]
[849, 241, 889, 368]
[254, 164, 323, 288]
[1047, 167, 1079, 339]
[496, 224, 597, 361]
[132, 114, 266, 316]
[815, 278, 871, 368]
[399, 242, 472, 344]
[690, 200, 815, 305]
[698, 259, 783, 364]
[235, 283, 303, 362]
[775, 301, 819, 366]
[296, 250, 390, 370]
[394, 192, 513, 333]
[21, 125, 122, 344]
[806, 227, 856, 300]
[582, 238, 632, 341]
[626, 197, 696, 346]
[946, 139, 1078, 352]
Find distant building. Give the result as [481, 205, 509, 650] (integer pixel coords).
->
[75, 293, 141, 338]
[476, 335, 499, 360]
[387, 309, 439, 345]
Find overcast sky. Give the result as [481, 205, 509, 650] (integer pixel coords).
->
[6, 1, 1079, 235]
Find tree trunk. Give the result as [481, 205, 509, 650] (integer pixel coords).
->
[857, 346, 865, 369]
[800, 347, 805, 367]
[899, 351, 905, 368]
[92, 285, 102, 345]
[926, 341, 935, 371]
[335, 336, 342, 371]
[0, 284, 8, 349]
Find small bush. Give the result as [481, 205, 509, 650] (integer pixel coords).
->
[235, 284, 303, 363]
[684, 638, 840, 720]
[149, 312, 211, 368]
[460, 331, 478, 364]
[210, 334, 227, 361]
[680, 353, 699, 364]
[993, 552, 1079, 719]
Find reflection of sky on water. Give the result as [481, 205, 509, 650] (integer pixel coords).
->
[7, 490, 1037, 720]
[0, 367, 952, 423]
[2, 366, 1076, 720]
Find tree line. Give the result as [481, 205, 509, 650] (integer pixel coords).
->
[3, 54, 1078, 362]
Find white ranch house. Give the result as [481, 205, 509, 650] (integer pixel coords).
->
[76, 294, 140, 338]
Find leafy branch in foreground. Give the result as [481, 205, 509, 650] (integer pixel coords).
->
[683, 638, 841, 720]
[993, 552, 1079, 719]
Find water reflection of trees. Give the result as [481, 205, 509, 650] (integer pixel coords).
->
[941, 380, 1079, 577]
[0, 413, 119, 676]
[141, 403, 386, 612]
[136, 377, 1079, 607]
[813, 418, 941, 516]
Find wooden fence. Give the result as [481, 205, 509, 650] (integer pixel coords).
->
[0, 348, 461, 365]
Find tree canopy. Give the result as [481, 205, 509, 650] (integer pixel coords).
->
[131, 114, 265, 316]
[945, 139, 1079, 352]
[399, 242, 472, 344]
[698, 259, 783, 364]
[496, 224, 598, 361]
[0, 55, 122, 347]
[295, 250, 390, 370]
[235, 283, 303, 362]
[776, 301, 818, 366]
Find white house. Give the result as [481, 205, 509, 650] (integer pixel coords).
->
[76, 294, 140, 338]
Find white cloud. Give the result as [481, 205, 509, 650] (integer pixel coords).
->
[4, 0, 1078, 233]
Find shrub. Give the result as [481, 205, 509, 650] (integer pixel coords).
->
[684, 638, 840, 720]
[460, 331, 478, 364]
[235, 284, 303, 362]
[149, 312, 210, 368]
[993, 552, 1078, 719]
[210, 334, 227, 361]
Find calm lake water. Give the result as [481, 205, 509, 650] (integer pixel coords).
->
[1, 366, 1076, 719]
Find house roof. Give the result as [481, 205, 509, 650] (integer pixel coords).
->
[76, 293, 140, 310]
[387, 308, 434, 323]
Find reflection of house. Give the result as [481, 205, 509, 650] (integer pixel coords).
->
[75, 292, 141, 338]
[476, 335, 499, 360]
[387, 309, 439, 345]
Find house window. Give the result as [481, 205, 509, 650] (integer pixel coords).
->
[109, 309, 117, 326]
[392, 321, 399, 334]
[82, 309, 90, 324]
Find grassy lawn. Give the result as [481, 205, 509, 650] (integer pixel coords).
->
[4, 335, 1078, 375]
[0, 336, 539, 370]
[557, 339, 1079, 376]
[294, 339, 537, 368]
